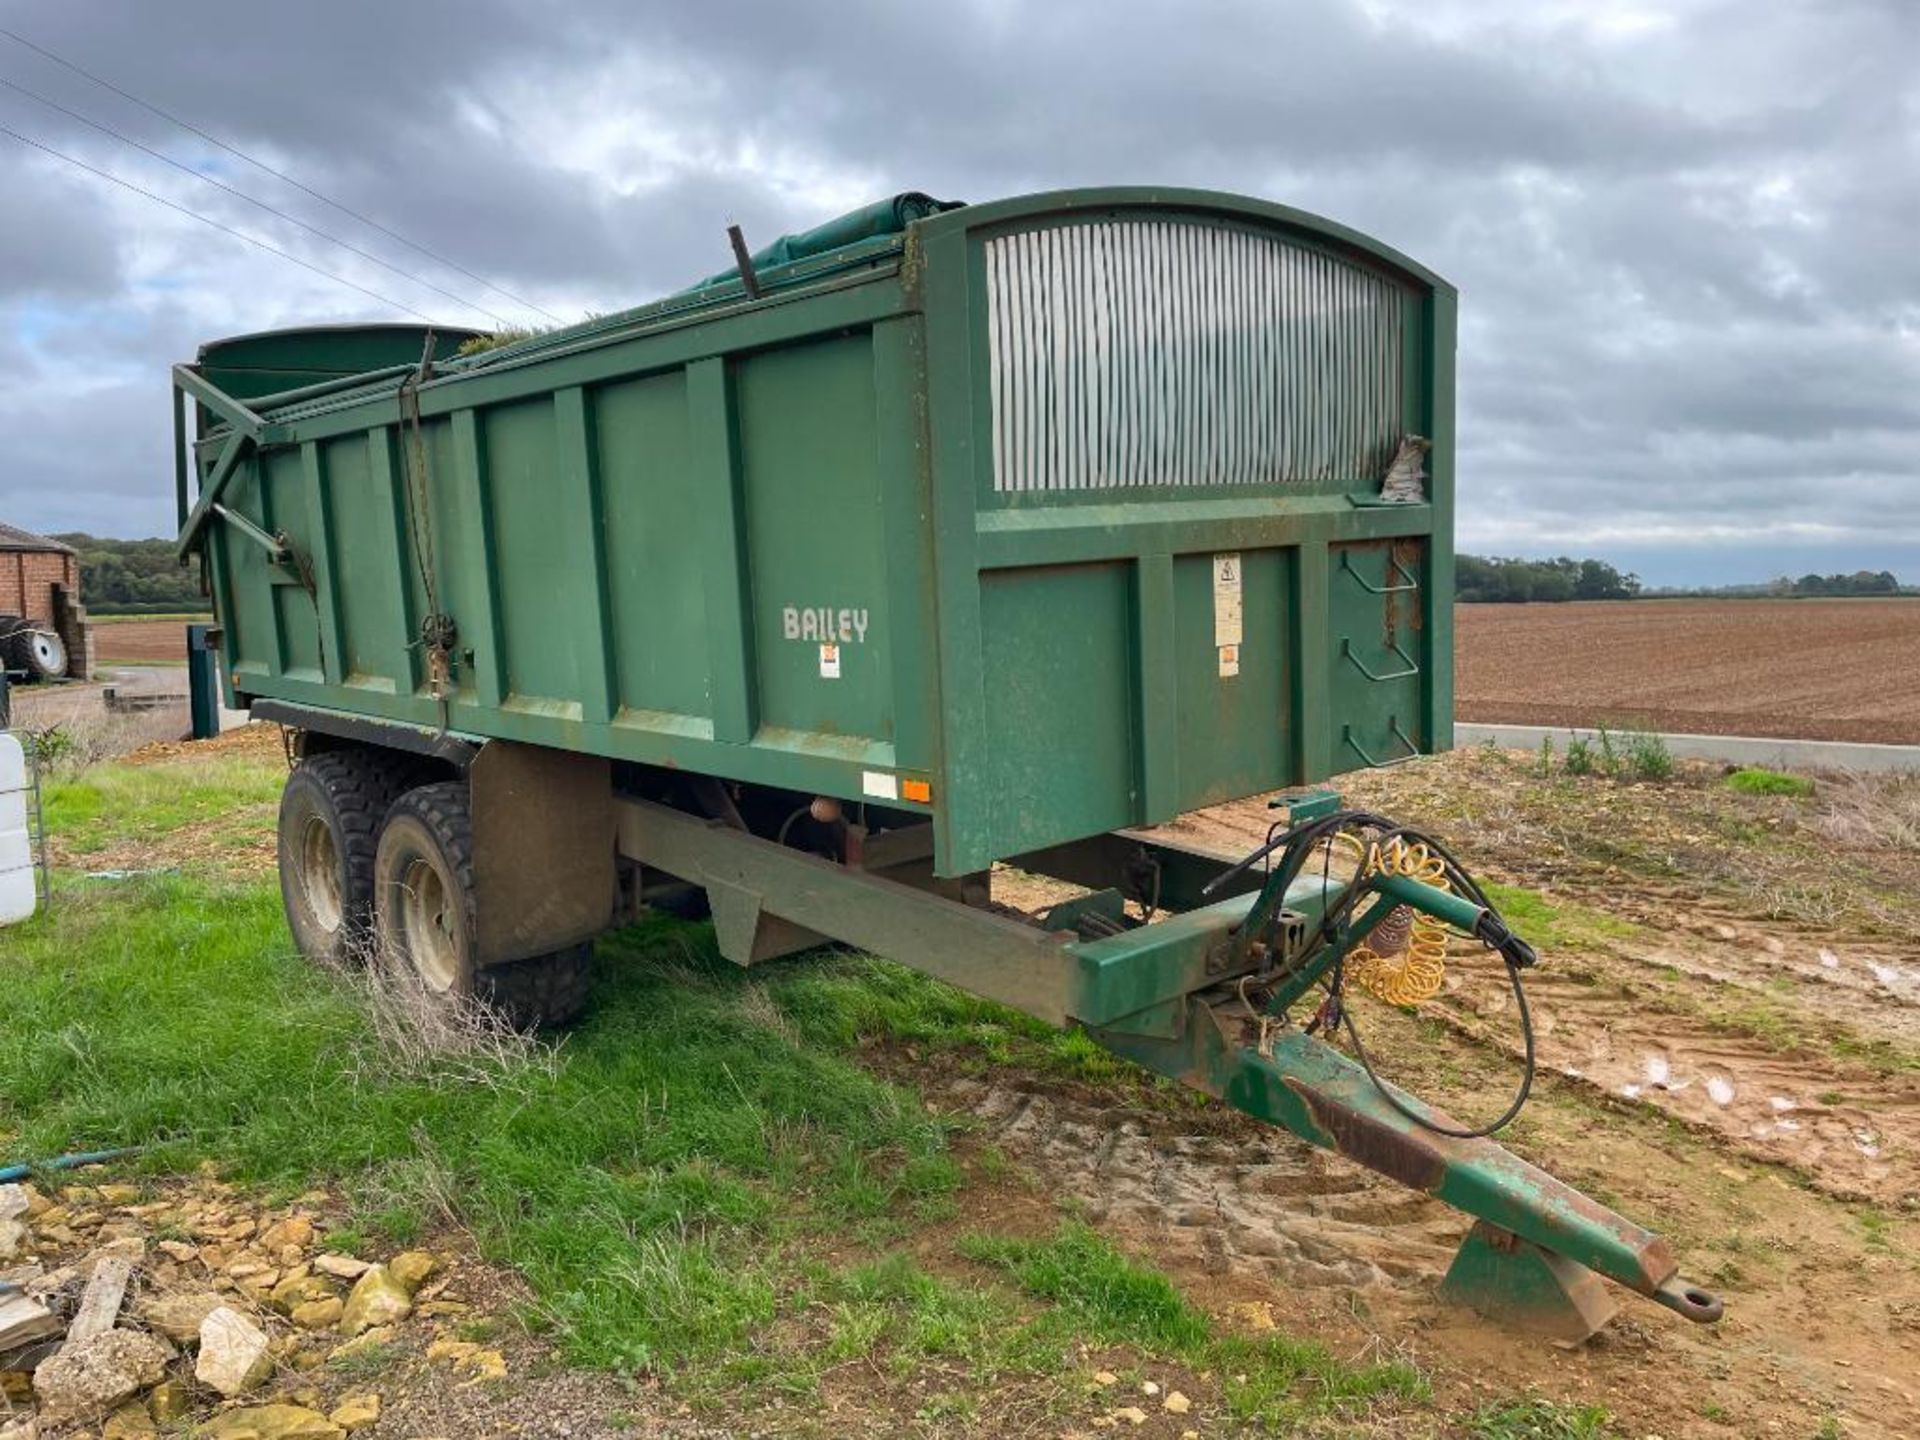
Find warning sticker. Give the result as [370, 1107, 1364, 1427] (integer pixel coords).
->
[1218, 643, 1240, 678]
[1212, 553, 1243, 648]
[819, 643, 841, 679]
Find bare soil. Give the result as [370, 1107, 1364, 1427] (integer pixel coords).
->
[91, 619, 201, 665]
[1024, 747, 1920, 1438]
[1456, 598, 1920, 744]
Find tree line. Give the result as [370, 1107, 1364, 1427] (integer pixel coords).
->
[1769, 570, 1903, 597]
[52, 534, 205, 612]
[1456, 555, 1641, 603]
[1459, 556, 1910, 602]
[46, 530, 1910, 611]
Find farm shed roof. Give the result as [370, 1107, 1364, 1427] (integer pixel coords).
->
[0, 521, 74, 554]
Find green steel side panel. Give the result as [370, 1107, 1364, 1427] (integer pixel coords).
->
[910, 189, 1456, 872]
[187, 187, 1455, 881]
[318, 431, 404, 692]
[736, 334, 894, 755]
[979, 562, 1135, 852]
[593, 371, 711, 723]
[484, 396, 590, 718]
[1172, 547, 1293, 812]
[872, 317, 940, 779]
[1423, 290, 1458, 753]
[198, 324, 479, 402]
[414, 417, 485, 708]
[262, 448, 320, 680]
[220, 458, 273, 678]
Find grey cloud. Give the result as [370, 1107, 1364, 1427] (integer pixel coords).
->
[0, 0, 1915, 583]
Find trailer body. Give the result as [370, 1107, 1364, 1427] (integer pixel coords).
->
[180, 189, 1452, 879]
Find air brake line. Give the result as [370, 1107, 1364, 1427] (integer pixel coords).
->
[1236, 809, 1540, 1139]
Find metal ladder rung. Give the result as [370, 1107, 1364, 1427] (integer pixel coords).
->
[1339, 549, 1420, 595]
[1340, 637, 1420, 683]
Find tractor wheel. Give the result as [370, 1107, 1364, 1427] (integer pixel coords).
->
[373, 781, 592, 1030]
[0, 618, 63, 680]
[278, 749, 416, 965]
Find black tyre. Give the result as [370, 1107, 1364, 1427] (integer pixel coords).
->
[478, 943, 593, 1030]
[278, 750, 415, 964]
[0, 617, 63, 680]
[373, 781, 592, 1030]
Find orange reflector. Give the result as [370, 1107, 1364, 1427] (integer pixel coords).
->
[901, 778, 932, 804]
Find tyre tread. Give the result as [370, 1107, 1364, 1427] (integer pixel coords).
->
[381, 780, 592, 1030]
[280, 747, 430, 962]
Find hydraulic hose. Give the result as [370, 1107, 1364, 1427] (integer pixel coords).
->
[1247, 810, 1538, 1139]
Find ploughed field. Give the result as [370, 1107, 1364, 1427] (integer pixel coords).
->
[90, 616, 207, 664]
[1456, 597, 1920, 745]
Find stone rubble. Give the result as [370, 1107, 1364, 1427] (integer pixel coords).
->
[195, 1306, 273, 1397]
[0, 1172, 479, 1439]
[30, 1329, 172, 1426]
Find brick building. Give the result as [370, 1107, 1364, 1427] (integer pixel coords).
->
[0, 521, 91, 679]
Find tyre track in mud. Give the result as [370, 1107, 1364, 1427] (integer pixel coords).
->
[931, 1074, 1469, 1294]
[1595, 884, 1920, 1038]
[1154, 795, 1920, 1201]
[1425, 953, 1920, 1204]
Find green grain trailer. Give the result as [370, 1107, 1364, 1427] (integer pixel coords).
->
[172, 187, 1719, 1341]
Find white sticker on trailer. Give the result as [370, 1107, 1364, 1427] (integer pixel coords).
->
[1213, 553, 1244, 647]
[819, 643, 841, 679]
[862, 770, 899, 801]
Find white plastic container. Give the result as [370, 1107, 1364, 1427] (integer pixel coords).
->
[0, 732, 38, 925]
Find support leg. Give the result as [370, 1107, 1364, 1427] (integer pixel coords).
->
[1440, 1220, 1616, 1343]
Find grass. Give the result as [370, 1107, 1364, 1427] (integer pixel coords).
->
[11, 741, 1705, 1431]
[1727, 767, 1815, 798]
[0, 869, 1433, 1422]
[1467, 1398, 1617, 1438]
[42, 752, 284, 855]
[1479, 880, 1640, 950]
[961, 1222, 1428, 1426]
[3, 745, 1435, 1426]
[0, 872, 962, 1373]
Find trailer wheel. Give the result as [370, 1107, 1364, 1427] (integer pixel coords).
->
[477, 944, 593, 1030]
[279, 750, 413, 964]
[374, 781, 592, 1029]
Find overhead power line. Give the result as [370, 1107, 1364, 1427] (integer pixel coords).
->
[0, 23, 564, 324]
[0, 71, 508, 326]
[0, 119, 439, 322]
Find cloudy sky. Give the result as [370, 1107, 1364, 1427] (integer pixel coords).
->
[1, 0, 1914, 586]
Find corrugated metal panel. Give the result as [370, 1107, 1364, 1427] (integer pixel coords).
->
[985, 220, 1408, 493]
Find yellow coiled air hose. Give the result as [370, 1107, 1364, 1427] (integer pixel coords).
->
[1342, 835, 1451, 1006]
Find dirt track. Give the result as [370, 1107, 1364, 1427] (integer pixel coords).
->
[1456, 597, 1920, 745]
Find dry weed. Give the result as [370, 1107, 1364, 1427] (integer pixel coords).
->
[734, 983, 801, 1050]
[315, 934, 562, 1090]
[18, 706, 190, 774]
[1818, 771, 1920, 852]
